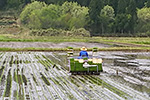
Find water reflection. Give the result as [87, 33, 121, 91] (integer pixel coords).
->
[100, 52, 150, 97]
[45, 51, 150, 98]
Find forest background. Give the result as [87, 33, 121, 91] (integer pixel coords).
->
[0, 0, 150, 37]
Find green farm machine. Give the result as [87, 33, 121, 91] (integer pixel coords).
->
[67, 47, 103, 75]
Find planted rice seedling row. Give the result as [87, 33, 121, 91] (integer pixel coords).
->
[40, 53, 120, 99]
[0, 52, 149, 100]
[35, 55, 76, 99]
[30, 54, 61, 99]
[37, 54, 90, 99]
[48, 52, 150, 99]
[37, 54, 114, 99]
[27, 54, 48, 99]
[1, 53, 11, 100]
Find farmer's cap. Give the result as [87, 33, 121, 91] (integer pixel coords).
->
[81, 47, 87, 51]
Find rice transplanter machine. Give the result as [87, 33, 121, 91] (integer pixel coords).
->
[67, 47, 103, 75]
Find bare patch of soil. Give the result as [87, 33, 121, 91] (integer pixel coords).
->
[0, 42, 111, 48]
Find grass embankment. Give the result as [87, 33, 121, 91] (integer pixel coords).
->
[0, 34, 149, 44]
[0, 47, 149, 52]
[0, 34, 149, 51]
[0, 34, 91, 42]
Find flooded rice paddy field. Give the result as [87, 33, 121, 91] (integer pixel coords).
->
[0, 51, 150, 100]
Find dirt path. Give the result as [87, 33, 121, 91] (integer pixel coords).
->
[105, 41, 150, 47]
[0, 42, 149, 50]
[0, 42, 111, 48]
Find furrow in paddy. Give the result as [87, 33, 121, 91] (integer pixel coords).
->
[35, 53, 78, 100]
[0, 52, 149, 100]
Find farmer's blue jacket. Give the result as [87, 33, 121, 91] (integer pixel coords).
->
[78, 50, 89, 59]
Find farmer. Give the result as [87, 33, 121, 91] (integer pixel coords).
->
[78, 47, 89, 59]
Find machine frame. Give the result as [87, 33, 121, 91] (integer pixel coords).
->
[67, 47, 103, 75]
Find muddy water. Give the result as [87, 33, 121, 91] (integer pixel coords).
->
[0, 52, 149, 100]
[50, 51, 150, 99]
[99, 52, 150, 97]
[0, 42, 111, 48]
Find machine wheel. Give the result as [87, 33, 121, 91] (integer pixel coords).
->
[95, 72, 100, 75]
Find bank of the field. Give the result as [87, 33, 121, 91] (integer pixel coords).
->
[0, 47, 149, 52]
[0, 34, 150, 45]
[0, 34, 150, 51]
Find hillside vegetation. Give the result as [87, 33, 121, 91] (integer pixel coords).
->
[0, 0, 150, 36]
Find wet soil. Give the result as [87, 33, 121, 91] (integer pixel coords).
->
[0, 42, 111, 48]
[0, 51, 149, 100]
[107, 42, 150, 47]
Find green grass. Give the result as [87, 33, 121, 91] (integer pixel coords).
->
[0, 34, 149, 44]
[0, 34, 149, 51]
[0, 34, 91, 42]
[0, 47, 149, 52]
[133, 41, 150, 45]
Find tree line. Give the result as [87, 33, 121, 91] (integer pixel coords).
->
[1, 0, 150, 36]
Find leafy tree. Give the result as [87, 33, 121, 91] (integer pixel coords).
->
[28, 9, 41, 29]
[117, 0, 127, 14]
[99, 5, 115, 33]
[126, 0, 136, 15]
[101, 5, 114, 19]
[0, 0, 7, 9]
[27, 4, 60, 29]
[20, 1, 89, 30]
[24, 0, 31, 4]
[0, 0, 31, 10]
[15, 0, 150, 35]
[40, 4, 60, 29]
[89, 0, 104, 34]
[135, 0, 147, 8]
[76, 0, 91, 6]
[114, 14, 132, 33]
[137, 7, 150, 23]
[136, 7, 150, 33]
[20, 1, 46, 24]
[39, 0, 65, 5]
[126, 0, 137, 33]
[145, 1, 150, 7]
[89, 0, 103, 22]
[107, 0, 118, 14]
[59, 1, 89, 30]
[6, 0, 20, 9]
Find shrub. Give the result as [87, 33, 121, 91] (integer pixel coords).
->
[20, 1, 89, 30]
[30, 28, 90, 37]
[71, 28, 90, 37]
[20, 1, 46, 25]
